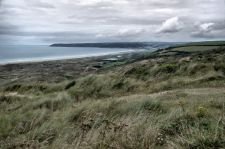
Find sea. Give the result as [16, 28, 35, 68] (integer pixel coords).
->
[0, 43, 172, 64]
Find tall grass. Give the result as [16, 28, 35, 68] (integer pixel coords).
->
[1, 46, 225, 148]
[1, 90, 225, 148]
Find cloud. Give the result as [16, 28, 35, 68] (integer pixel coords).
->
[157, 17, 183, 33]
[76, 0, 128, 6]
[0, 0, 225, 44]
[192, 21, 225, 38]
[96, 28, 146, 38]
[0, 24, 18, 35]
[27, 1, 55, 9]
[213, 21, 225, 30]
[114, 28, 146, 37]
[199, 23, 214, 32]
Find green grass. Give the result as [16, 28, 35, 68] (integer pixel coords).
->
[160, 41, 225, 56]
[183, 40, 225, 46]
[0, 43, 225, 148]
[1, 89, 224, 148]
[171, 46, 222, 52]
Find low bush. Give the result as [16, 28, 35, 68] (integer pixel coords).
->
[140, 100, 165, 113]
[214, 63, 225, 74]
[64, 81, 76, 90]
[32, 93, 72, 111]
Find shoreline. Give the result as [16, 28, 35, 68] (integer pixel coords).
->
[0, 49, 151, 84]
[0, 49, 148, 66]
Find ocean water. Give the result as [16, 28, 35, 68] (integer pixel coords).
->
[0, 45, 142, 64]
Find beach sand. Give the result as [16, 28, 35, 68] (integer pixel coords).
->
[0, 51, 147, 85]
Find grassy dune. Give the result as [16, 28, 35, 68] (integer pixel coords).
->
[0, 42, 225, 148]
[170, 46, 223, 52]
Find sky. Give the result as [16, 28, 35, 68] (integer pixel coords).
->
[0, 0, 225, 45]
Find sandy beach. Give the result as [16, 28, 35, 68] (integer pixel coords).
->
[0, 50, 150, 86]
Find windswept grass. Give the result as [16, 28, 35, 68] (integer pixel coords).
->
[65, 47, 225, 101]
[3, 82, 65, 95]
[0, 43, 225, 148]
[1, 89, 224, 149]
[171, 46, 222, 52]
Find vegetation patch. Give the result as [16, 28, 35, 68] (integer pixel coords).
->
[0, 42, 225, 148]
[155, 64, 178, 74]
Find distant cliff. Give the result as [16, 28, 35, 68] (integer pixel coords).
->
[50, 42, 150, 49]
[50, 42, 176, 49]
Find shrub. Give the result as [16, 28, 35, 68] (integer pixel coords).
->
[208, 100, 224, 109]
[0, 116, 13, 139]
[4, 84, 22, 92]
[156, 64, 178, 74]
[188, 63, 209, 75]
[214, 63, 225, 73]
[161, 114, 196, 136]
[34, 128, 57, 145]
[0, 139, 41, 149]
[14, 109, 50, 134]
[124, 66, 150, 79]
[112, 79, 126, 89]
[189, 138, 225, 149]
[32, 93, 72, 111]
[4, 83, 63, 95]
[0, 95, 22, 104]
[65, 81, 76, 90]
[140, 100, 165, 113]
[196, 106, 208, 118]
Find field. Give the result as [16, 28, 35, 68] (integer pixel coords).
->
[169, 46, 223, 52]
[0, 42, 225, 148]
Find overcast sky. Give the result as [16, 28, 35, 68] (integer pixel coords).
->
[0, 0, 225, 45]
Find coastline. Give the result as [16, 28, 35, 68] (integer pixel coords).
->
[1, 41, 225, 149]
[0, 49, 151, 84]
[0, 49, 142, 65]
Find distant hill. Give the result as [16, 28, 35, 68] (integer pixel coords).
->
[1, 41, 225, 149]
[50, 42, 179, 49]
[174, 40, 225, 47]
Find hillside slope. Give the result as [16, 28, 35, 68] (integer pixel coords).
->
[0, 42, 225, 149]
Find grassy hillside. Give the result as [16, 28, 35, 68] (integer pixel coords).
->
[161, 41, 225, 54]
[0, 42, 225, 148]
[182, 41, 225, 46]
